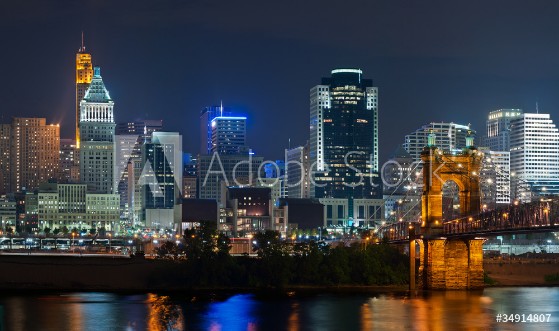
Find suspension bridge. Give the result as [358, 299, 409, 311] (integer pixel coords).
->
[378, 131, 559, 289]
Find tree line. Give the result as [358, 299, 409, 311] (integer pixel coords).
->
[155, 223, 409, 288]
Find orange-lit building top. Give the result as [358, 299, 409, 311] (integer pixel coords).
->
[75, 39, 93, 148]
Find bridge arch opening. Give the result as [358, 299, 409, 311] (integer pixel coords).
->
[442, 180, 461, 221]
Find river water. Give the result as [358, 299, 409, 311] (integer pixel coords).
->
[0, 287, 557, 330]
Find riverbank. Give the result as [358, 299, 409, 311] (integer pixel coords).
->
[0, 255, 410, 292]
[3, 254, 555, 291]
[484, 259, 559, 286]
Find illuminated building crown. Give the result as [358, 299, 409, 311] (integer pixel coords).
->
[83, 67, 112, 103]
[80, 67, 114, 123]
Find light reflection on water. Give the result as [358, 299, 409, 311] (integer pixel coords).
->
[0, 288, 557, 330]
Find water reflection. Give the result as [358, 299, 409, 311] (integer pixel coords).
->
[287, 302, 300, 331]
[0, 288, 557, 330]
[147, 294, 184, 331]
[362, 291, 494, 330]
[202, 294, 258, 331]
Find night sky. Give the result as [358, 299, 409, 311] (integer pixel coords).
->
[2, 1, 559, 163]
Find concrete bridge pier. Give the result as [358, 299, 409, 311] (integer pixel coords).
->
[413, 238, 484, 290]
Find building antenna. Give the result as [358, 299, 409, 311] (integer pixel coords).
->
[536, 100, 539, 114]
[80, 31, 85, 52]
[220, 100, 223, 117]
[288, 138, 291, 149]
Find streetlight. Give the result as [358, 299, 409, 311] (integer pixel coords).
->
[108, 233, 112, 253]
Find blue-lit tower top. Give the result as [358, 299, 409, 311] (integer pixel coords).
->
[200, 103, 249, 155]
[210, 115, 249, 155]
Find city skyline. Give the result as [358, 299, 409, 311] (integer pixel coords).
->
[2, 1, 559, 162]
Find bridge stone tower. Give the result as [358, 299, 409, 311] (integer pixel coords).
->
[415, 131, 486, 289]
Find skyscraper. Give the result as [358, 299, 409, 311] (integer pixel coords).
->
[210, 116, 248, 155]
[115, 120, 163, 223]
[8, 118, 60, 193]
[141, 131, 183, 229]
[0, 124, 10, 194]
[285, 144, 310, 198]
[200, 105, 232, 155]
[310, 69, 381, 200]
[478, 148, 511, 207]
[510, 113, 559, 200]
[75, 34, 93, 148]
[483, 109, 523, 151]
[79, 67, 116, 194]
[404, 122, 473, 161]
[197, 104, 257, 206]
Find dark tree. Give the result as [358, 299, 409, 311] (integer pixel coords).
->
[156, 241, 179, 259]
[183, 222, 231, 260]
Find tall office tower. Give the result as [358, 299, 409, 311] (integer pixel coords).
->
[310, 69, 381, 200]
[76, 34, 93, 148]
[79, 67, 116, 194]
[478, 148, 510, 207]
[59, 139, 80, 183]
[141, 132, 183, 229]
[510, 113, 559, 200]
[403, 122, 474, 161]
[9, 118, 60, 193]
[200, 105, 233, 155]
[483, 109, 523, 151]
[285, 144, 311, 198]
[0, 124, 11, 194]
[210, 116, 248, 155]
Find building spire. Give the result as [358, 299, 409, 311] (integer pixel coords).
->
[220, 100, 223, 117]
[79, 31, 86, 53]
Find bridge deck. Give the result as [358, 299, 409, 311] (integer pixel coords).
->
[379, 200, 559, 243]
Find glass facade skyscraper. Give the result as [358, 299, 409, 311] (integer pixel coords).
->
[310, 69, 381, 201]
